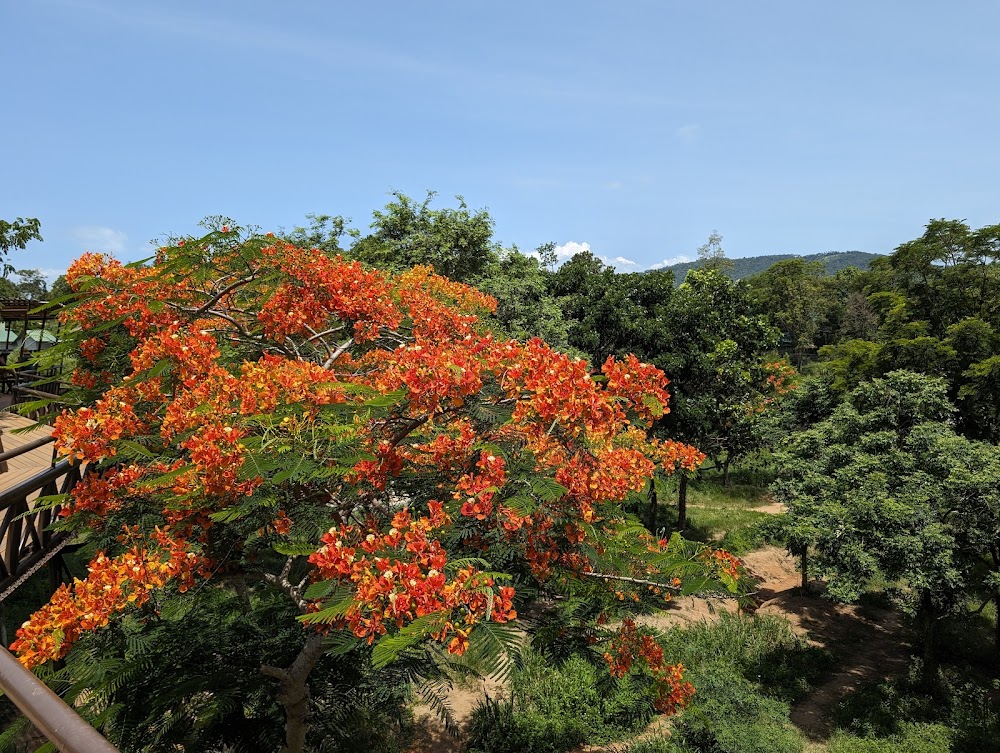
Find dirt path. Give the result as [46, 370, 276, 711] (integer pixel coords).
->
[746, 547, 912, 739]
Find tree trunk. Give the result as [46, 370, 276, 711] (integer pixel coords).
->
[916, 590, 938, 683]
[677, 475, 688, 531]
[800, 547, 808, 590]
[722, 456, 732, 487]
[262, 633, 327, 753]
[646, 477, 658, 532]
[995, 592, 1000, 654]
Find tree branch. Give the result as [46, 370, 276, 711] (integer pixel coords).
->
[263, 557, 308, 613]
[194, 275, 256, 316]
[322, 337, 354, 370]
[581, 571, 682, 592]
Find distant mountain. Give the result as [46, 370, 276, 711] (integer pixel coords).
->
[653, 251, 882, 282]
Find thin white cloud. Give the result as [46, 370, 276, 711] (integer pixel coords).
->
[649, 255, 692, 270]
[614, 256, 637, 267]
[73, 226, 128, 255]
[676, 124, 700, 143]
[606, 181, 625, 191]
[39, 268, 65, 284]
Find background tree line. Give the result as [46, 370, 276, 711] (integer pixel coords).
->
[1, 201, 996, 752]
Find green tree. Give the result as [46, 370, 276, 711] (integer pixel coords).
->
[747, 258, 831, 367]
[807, 219, 1000, 441]
[0, 217, 42, 275]
[282, 213, 350, 254]
[475, 247, 571, 349]
[49, 274, 72, 301]
[550, 252, 675, 368]
[696, 230, 734, 275]
[773, 371, 1000, 665]
[13, 268, 49, 299]
[350, 191, 499, 283]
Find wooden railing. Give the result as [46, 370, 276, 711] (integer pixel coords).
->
[0, 458, 79, 598]
[0, 441, 120, 751]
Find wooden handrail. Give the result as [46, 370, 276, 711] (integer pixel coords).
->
[0, 436, 54, 465]
[0, 461, 69, 508]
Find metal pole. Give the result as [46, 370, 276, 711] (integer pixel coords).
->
[0, 646, 120, 752]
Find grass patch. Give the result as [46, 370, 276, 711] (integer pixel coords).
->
[652, 613, 829, 753]
[828, 723, 952, 753]
[468, 614, 830, 753]
[466, 651, 656, 753]
[650, 478, 777, 555]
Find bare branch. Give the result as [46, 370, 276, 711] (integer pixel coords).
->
[581, 570, 682, 592]
[323, 337, 354, 370]
[193, 275, 256, 316]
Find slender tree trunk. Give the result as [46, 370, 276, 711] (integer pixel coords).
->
[800, 547, 808, 590]
[677, 475, 688, 531]
[646, 477, 658, 532]
[916, 590, 939, 683]
[995, 592, 1000, 653]
[722, 456, 732, 487]
[262, 633, 327, 753]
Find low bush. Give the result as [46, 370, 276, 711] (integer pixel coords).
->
[658, 612, 831, 703]
[469, 613, 825, 753]
[833, 661, 1000, 753]
[673, 667, 802, 753]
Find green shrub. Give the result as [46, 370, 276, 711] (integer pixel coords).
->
[673, 666, 803, 753]
[833, 661, 1000, 753]
[658, 612, 831, 702]
[469, 614, 825, 753]
[623, 736, 685, 753]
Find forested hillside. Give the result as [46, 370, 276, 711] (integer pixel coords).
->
[657, 250, 881, 281]
[1, 200, 997, 753]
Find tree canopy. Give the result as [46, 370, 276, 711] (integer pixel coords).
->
[14, 227, 741, 751]
[772, 370, 1000, 662]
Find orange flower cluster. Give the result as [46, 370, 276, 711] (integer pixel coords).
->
[699, 548, 744, 585]
[257, 255, 402, 342]
[53, 390, 149, 462]
[308, 505, 515, 653]
[63, 464, 146, 518]
[457, 451, 507, 520]
[763, 360, 797, 397]
[17, 232, 727, 672]
[12, 529, 207, 669]
[604, 619, 695, 714]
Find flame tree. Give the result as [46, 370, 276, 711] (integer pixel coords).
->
[14, 227, 740, 752]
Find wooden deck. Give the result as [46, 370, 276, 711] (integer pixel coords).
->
[0, 412, 56, 493]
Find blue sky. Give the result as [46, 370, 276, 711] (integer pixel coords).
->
[4, 0, 1000, 279]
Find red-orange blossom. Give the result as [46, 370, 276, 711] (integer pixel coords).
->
[14, 229, 718, 715]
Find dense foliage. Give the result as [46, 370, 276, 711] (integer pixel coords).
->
[13, 225, 741, 751]
[772, 371, 1000, 661]
[5, 199, 1000, 752]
